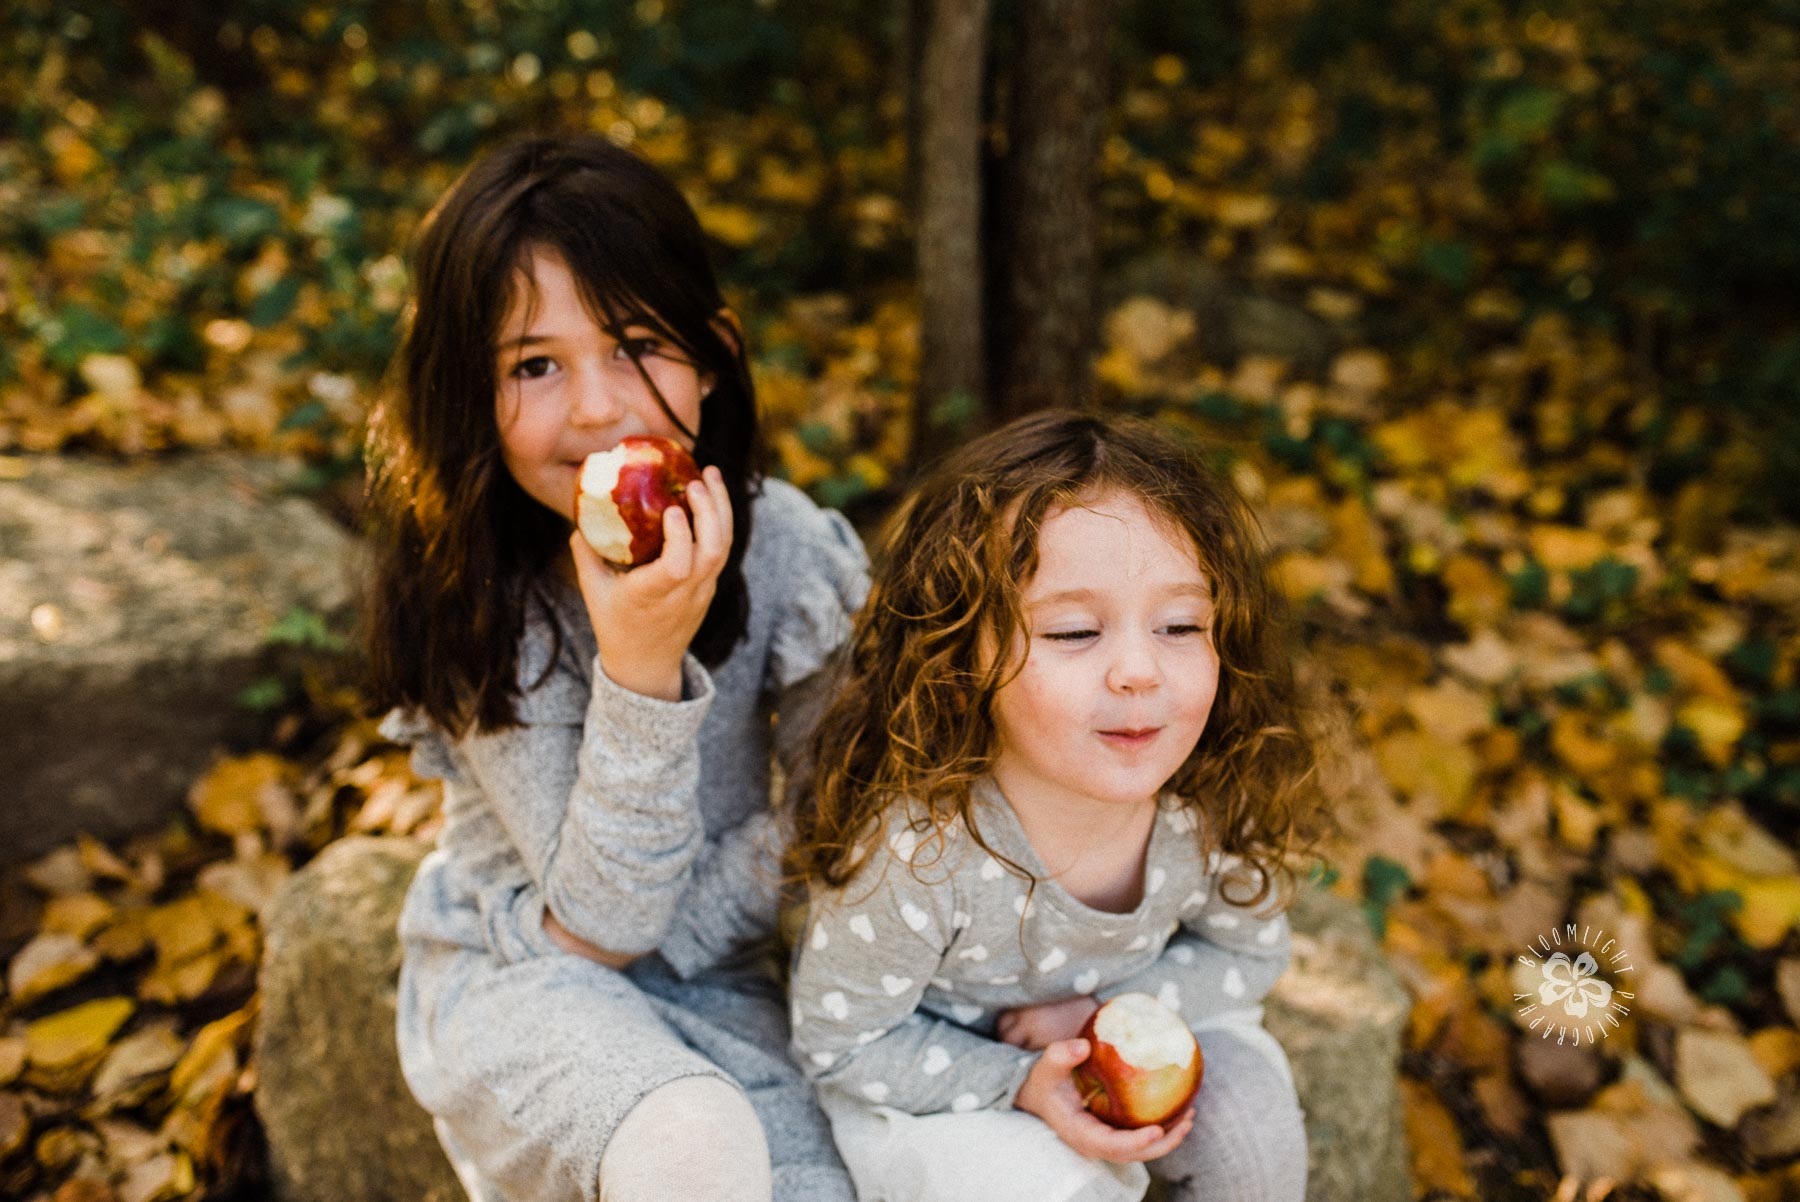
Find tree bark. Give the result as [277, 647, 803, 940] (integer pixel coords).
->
[911, 0, 993, 470]
[992, 0, 1114, 422]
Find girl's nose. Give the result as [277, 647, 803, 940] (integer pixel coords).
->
[569, 366, 627, 426]
[1105, 633, 1161, 693]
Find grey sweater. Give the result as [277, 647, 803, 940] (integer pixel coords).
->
[788, 777, 1291, 1114]
[384, 478, 870, 977]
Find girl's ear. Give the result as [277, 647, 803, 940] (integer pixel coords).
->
[712, 307, 744, 358]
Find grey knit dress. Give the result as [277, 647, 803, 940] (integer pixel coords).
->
[381, 478, 868, 1202]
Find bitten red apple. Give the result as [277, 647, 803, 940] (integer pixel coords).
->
[574, 435, 703, 567]
[1071, 992, 1203, 1129]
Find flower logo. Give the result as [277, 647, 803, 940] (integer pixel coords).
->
[1536, 951, 1613, 1018]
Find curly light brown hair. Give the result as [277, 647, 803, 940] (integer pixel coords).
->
[788, 409, 1321, 909]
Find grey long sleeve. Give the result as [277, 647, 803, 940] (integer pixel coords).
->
[451, 650, 717, 956]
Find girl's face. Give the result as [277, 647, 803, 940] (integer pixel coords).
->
[988, 489, 1220, 816]
[494, 246, 708, 523]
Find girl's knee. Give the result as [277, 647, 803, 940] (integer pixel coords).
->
[601, 1076, 772, 1202]
[1154, 1032, 1307, 1202]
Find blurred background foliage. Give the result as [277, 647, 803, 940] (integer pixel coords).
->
[2, 0, 1797, 513]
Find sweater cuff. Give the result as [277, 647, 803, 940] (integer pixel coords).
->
[584, 652, 715, 763]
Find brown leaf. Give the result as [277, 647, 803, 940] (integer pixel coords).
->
[87, 1022, 185, 1115]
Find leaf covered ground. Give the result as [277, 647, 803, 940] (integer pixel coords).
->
[3, 2, 1800, 1200]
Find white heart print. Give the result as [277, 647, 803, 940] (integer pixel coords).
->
[1206, 912, 1241, 930]
[822, 991, 849, 1020]
[881, 974, 914, 997]
[811, 924, 829, 950]
[1157, 982, 1182, 1012]
[1147, 868, 1167, 895]
[1257, 921, 1282, 946]
[922, 1046, 953, 1076]
[900, 902, 931, 933]
[1074, 968, 1100, 994]
[1037, 947, 1068, 973]
[849, 915, 876, 942]
[958, 943, 990, 962]
[1222, 967, 1247, 998]
[980, 855, 1005, 881]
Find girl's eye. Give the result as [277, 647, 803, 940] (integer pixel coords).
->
[511, 356, 555, 380]
[1041, 630, 1098, 643]
[1162, 624, 1210, 637]
[615, 336, 664, 360]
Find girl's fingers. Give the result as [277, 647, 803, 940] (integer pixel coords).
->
[655, 493, 696, 579]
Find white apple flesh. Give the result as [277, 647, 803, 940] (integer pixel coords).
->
[1072, 992, 1203, 1129]
[574, 435, 702, 567]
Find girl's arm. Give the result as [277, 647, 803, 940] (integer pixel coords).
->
[657, 648, 851, 977]
[789, 864, 1037, 1114]
[454, 649, 717, 961]
[1098, 862, 1291, 1024]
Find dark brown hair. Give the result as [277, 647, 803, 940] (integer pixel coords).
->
[788, 409, 1319, 907]
[364, 134, 761, 736]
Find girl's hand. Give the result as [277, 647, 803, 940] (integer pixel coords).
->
[1013, 1038, 1195, 1164]
[997, 995, 1101, 1051]
[572, 466, 734, 701]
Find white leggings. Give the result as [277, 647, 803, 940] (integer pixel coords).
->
[599, 1076, 773, 1202]
[439, 1075, 772, 1202]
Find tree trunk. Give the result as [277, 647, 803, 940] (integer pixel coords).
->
[911, 0, 993, 470]
[991, 0, 1114, 421]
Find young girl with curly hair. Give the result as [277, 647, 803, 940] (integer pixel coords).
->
[786, 409, 1317, 1202]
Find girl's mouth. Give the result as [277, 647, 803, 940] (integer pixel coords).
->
[1098, 728, 1161, 748]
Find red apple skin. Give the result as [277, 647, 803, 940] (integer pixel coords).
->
[574, 435, 702, 567]
[1071, 1005, 1204, 1130]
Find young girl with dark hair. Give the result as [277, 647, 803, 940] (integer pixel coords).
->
[365, 133, 865, 1202]
[786, 409, 1317, 1202]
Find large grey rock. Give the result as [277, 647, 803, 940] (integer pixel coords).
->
[255, 836, 460, 1202]
[1266, 887, 1413, 1202]
[257, 837, 1411, 1202]
[0, 454, 355, 860]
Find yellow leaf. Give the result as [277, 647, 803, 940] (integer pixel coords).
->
[1549, 712, 1618, 775]
[1214, 192, 1275, 228]
[1530, 524, 1610, 571]
[186, 752, 293, 838]
[1330, 495, 1394, 595]
[142, 895, 222, 966]
[169, 1008, 252, 1108]
[1654, 639, 1739, 702]
[1406, 679, 1491, 743]
[1677, 695, 1747, 766]
[42, 892, 117, 942]
[1442, 554, 1508, 631]
[1375, 729, 1479, 816]
[1372, 413, 1431, 471]
[1271, 551, 1352, 603]
[1747, 1027, 1800, 1082]
[1551, 782, 1604, 853]
[25, 997, 134, 1086]
[1731, 877, 1800, 950]
[1401, 1078, 1476, 1197]
[696, 202, 760, 248]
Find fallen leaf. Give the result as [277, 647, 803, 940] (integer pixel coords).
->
[0, 1091, 27, 1159]
[1778, 960, 1800, 1027]
[1401, 1077, 1476, 1197]
[116, 1149, 194, 1202]
[7, 932, 101, 1005]
[88, 1022, 185, 1114]
[185, 753, 296, 839]
[1546, 1108, 1637, 1181]
[1675, 1026, 1778, 1128]
[25, 998, 135, 1091]
[42, 893, 117, 942]
[1646, 1161, 1749, 1202]
[1746, 1027, 1800, 1082]
[0, 1036, 25, 1087]
[1407, 679, 1492, 743]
